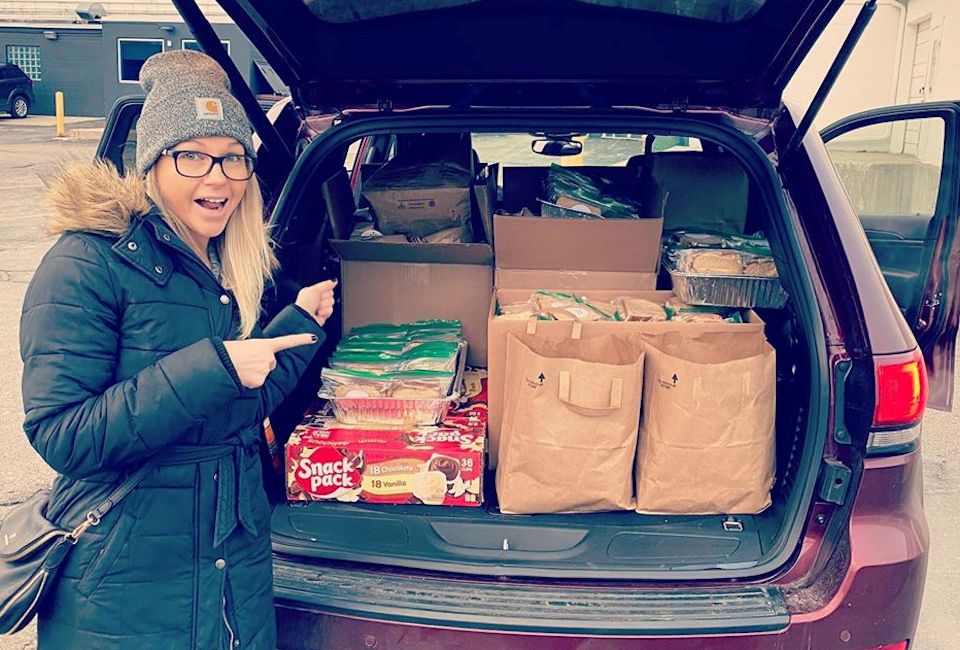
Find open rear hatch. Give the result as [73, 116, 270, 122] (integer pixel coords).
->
[266, 115, 826, 581]
[213, 0, 843, 110]
[168, 0, 847, 585]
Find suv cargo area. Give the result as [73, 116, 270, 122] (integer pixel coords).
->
[268, 114, 827, 582]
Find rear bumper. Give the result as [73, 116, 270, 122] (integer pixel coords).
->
[275, 453, 928, 649]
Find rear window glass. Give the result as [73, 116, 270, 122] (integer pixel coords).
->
[306, 0, 766, 24]
[472, 133, 702, 168]
[353, 129, 754, 234]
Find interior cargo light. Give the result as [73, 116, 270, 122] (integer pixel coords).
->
[873, 350, 927, 428]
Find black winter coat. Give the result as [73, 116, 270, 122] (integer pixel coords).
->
[19, 163, 324, 649]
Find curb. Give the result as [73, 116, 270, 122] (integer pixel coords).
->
[70, 127, 105, 141]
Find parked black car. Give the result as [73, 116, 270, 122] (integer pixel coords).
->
[1, 63, 34, 118]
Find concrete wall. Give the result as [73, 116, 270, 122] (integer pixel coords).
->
[0, 25, 103, 115]
[0, 1, 229, 22]
[0, 19, 266, 116]
[785, 0, 907, 128]
[786, 0, 960, 128]
[786, 0, 957, 214]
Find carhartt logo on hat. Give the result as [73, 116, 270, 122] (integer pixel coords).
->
[135, 49, 254, 174]
[195, 97, 224, 120]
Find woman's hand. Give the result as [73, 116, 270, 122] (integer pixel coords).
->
[295, 279, 337, 327]
[223, 334, 318, 389]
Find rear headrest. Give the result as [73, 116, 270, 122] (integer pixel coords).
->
[646, 152, 749, 234]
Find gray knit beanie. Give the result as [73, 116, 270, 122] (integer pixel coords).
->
[135, 49, 254, 175]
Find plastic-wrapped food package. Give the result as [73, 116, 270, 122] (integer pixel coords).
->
[330, 341, 462, 373]
[320, 367, 455, 400]
[676, 249, 745, 275]
[541, 164, 642, 220]
[319, 368, 390, 398]
[497, 292, 634, 322]
[741, 253, 778, 278]
[664, 230, 787, 308]
[319, 320, 468, 426]
[534, 291, 605, 321]
[579, 297, 620, 320]
[664, 298, 744, 323]
[617, 297, 668, 322]
[497, 299, 540, 321]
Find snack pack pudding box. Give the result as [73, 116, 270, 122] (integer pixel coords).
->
[286, 407, 486, 507]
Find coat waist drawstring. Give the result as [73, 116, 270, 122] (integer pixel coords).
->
[161, 444, 259, 547]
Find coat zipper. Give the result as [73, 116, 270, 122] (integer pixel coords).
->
[221, 595, 237, 648]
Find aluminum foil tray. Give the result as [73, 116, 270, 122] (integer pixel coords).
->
[669, 269, 788, 309]
[318, 394, 459, 426]
[538, 199, 602, 219]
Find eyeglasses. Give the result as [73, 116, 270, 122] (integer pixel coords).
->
[160, 149, 255, 181]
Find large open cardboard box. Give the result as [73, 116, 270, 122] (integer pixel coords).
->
[332, 240, 493, 367]
[485, 212, 770, 468]
[326, 151, 497, 368]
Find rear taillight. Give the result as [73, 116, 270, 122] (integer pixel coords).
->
[868, 350, 927, 455]
[874, 350, 927, 426]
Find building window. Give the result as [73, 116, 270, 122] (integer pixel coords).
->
[6, 45, 41, 81]
[117, 39, 164, 83]
[182, 39, 231, 56]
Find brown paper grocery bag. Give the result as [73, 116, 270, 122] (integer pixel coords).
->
[496, 332, 645, 514]
[635, 331, 776, 515]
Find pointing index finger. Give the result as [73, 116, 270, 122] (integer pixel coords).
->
[267, 333, 318, 353]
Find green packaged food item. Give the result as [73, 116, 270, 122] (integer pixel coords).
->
[664, 298, 744, 323]
[342, 320, 463, 346]
[544, 164, 641, 219]
[335, 339, 409, 354]
[347, 319, 462, 336]
[534, 290, 619, 321]
[331, 341, 461, 373]
[320, 367, 456, 400]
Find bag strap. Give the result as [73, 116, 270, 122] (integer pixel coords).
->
[524, 320, 584, 339]
[558, 371, 624, 415]
[69, 455, 163, 540]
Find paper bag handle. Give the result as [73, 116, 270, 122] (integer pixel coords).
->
[558, 371, 623, 415]
[525, 320, 583, 339]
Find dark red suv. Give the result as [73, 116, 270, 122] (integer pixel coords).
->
[97, 1, 955, 648]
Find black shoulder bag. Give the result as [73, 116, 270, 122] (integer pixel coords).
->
[0, 459, 159, 635]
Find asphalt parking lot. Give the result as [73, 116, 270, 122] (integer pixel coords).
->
[0, 117, 956, 649]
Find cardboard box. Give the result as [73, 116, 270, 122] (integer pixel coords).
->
[486, 289, 766, 467]
[286, 410, 485, 506]
[332, 239, 493, 367]
[363, 163, 473, 239]
[493, 212, 662, 289]
[361, 133, 475, 240]
[484, 210, 666, 466]
[501, 166, 634, 215]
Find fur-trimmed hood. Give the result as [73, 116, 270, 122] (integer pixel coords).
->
[46, 160, 152, 236]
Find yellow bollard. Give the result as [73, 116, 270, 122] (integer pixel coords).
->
[55, 91, 65, 137]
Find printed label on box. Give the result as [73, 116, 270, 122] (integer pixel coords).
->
[286, 408, 485, 506]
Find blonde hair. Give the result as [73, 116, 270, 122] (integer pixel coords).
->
[146, 171, 278, 339]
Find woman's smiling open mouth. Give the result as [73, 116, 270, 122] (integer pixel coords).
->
[196, 197, 228, 211]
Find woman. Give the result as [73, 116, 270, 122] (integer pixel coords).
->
[19, 49, 331, 649]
